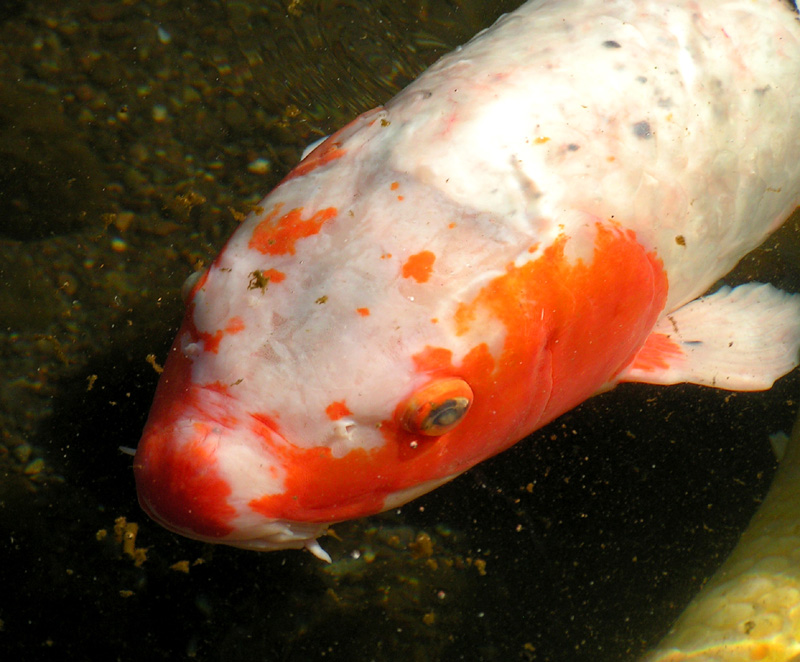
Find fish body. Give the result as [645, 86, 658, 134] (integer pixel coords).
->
[134, 0, 800, 559]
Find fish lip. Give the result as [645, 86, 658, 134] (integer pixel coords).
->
[221, 523, 332, 562]
[140, 500, 331, 561]
[134, 420, 332, 559]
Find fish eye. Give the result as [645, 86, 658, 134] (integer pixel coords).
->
[399, 378, 473, 436]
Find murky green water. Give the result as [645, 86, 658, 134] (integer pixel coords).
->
[2, 1, 799, 660]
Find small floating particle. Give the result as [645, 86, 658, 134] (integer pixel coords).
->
[156, 26, 172, 44]
[409, 532, 434, 558]
[146, 354, 164, 374]
[24, 458, 45, 476]
[13, 444, 32, 464]
[114, 517, 148, 567]
[152, 105, 168, 122]
[110, 237, 127, 252]
[114, 211, 135, 232]
[247, 158, 272, 175]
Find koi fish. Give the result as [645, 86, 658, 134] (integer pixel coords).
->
[133, 0, 800, 562]
[643, 412, 800, 662]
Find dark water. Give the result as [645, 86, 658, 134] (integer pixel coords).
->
[1, 1, 800, 660]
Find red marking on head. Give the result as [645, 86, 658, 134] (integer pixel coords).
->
[251, 412, 281, 432]
[226, 316, 245, 334]
[134, 332, 239, 539]
[626, 332, 684, 373]
[135, 422, 237, 538]
[198, 316, 246, 354]
[198, 328, 224, 354]
[249, 448, 387, 522]
[390, 181, 399, 190]
[261, 268, 286, 284]
[249, 206, 337, 256]
[412, 345, 455, 372]
[402, 250, 436, 283]
[325, 401, 352, 421]
[356, 307, 370, 317]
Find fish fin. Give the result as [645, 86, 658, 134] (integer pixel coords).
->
[618, 282, 800, 391]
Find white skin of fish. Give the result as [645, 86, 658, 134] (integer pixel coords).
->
[142, 0, 800, 552]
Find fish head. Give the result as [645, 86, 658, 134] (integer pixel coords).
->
[134, 112, 667, 557]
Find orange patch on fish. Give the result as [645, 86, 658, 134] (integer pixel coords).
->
[134, 341, 239, 538]
[248, 343, 497, 523]
[356, 307, 370, 316]
[454, 221, 667, 423]
[325, 401, 352, 421]
[136, 422, 237, 538]
[249, 205, 337, 256]
[248, 446, 388, 522]
[402, 250, 436, 283]
[226, 316, 245, 334]
[261, 268, 286, 283]
[198, 316, 246, 354]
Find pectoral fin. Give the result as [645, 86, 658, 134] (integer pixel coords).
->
[618, 282, 800, 391]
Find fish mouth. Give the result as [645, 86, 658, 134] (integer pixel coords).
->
[139, 493, 332, 562]
[218, 523, 333, 562]
[133, 403, 335, 562]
